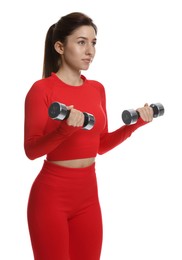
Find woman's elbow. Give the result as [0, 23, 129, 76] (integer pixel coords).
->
[24, 144, 38, 160]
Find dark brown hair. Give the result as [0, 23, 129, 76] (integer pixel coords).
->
[42, 12, 97, 78]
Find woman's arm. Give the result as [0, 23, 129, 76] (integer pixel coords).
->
[98, 86, 153, 155]
[24, 83, 79, 160]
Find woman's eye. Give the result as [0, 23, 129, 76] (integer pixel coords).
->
[78, 41, 85, 45]
[92, 41, 96, 46]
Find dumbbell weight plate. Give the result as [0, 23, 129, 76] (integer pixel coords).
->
[83, 112, 95, 130]
[150, 103, 165, 118]
[48, 102, 69, 120]
[122, 109, 139, 125]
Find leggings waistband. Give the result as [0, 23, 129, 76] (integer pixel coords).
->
[41, 160, 96, 178]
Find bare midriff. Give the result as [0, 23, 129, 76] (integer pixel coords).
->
[48, 157, 95, 168]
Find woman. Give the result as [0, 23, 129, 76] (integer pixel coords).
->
[24, 12, 153, 260]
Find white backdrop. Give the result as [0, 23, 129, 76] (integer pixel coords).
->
[0, 0, 182, 259]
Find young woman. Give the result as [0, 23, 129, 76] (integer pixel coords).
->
[24, 12, 153, 260]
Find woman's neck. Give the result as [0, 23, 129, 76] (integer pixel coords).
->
[56, 69, 83, 86]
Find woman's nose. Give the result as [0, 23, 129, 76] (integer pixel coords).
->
[85, 43, 95, 55]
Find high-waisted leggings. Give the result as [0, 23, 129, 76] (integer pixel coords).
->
[27, 160, 103, 260]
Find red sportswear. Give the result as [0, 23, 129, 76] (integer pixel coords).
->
[24, 73, 147, 160]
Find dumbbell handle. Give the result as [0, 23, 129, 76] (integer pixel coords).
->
[122, 103, 165, 125]
[48, 102, 95, 130]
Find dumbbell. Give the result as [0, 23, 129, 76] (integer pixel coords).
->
[48, 102, 95, 130]
[122, 103, 165, 125]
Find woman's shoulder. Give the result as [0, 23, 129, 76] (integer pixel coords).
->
[86, 78, 105, 92]
[32, 75, 54, 89]
[28, 74, 57, 94]
[25, 76, 55, 102]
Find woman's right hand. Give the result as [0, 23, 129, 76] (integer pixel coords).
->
[66, 105, 85, 128]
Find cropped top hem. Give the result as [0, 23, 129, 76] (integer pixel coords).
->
[46, 150, 98, 161]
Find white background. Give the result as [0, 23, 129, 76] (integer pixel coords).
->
[0, 0, 182, 259]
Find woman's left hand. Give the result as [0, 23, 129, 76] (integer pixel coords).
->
[136, 103, 153, 122]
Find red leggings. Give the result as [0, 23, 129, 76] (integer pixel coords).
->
[27, 160, 103, 260]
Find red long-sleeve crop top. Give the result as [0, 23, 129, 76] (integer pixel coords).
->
[24, 73, 148, 160]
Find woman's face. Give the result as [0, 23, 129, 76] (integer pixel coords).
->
[59, 25, 97, 71]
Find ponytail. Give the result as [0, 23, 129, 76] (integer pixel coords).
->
[42, 24, 60, 78]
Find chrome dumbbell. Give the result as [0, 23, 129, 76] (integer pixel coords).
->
[122, 103, 165, 125]
[48, 102, 95, 130]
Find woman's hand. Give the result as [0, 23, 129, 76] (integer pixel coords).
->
[136, 103, 153, 122]
[66, 105, 85, 127]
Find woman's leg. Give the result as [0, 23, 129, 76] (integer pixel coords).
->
[69, 201, 103, 260]
[27, 178, 70, 260]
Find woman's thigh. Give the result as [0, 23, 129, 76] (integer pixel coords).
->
[27, 180, 70, 260]
[69, 202, 103, 260]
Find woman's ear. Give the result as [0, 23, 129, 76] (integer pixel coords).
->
[54, 41, 64, 54]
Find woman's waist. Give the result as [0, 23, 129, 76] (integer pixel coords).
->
[47, 157, 95, 168]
